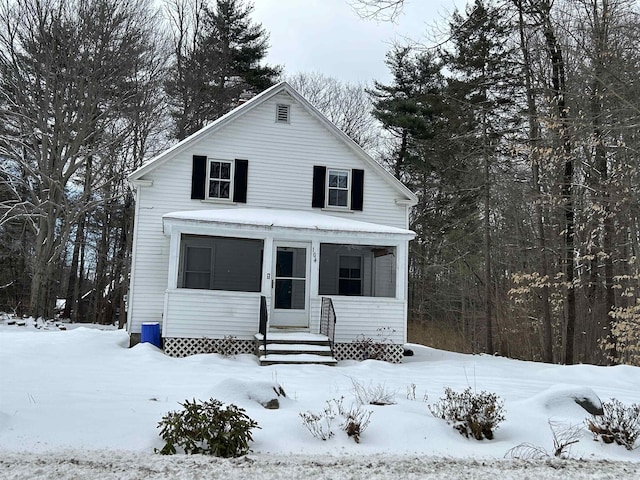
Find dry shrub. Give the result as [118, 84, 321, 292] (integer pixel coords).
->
[429, 387, 505, 440]
[587, 398, 640, 450]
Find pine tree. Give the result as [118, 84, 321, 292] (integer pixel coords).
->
[165, 0, 281, 140]
[370, 45, 483, 336]
[443, 0, 521, 353]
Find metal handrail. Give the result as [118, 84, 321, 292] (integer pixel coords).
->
[320, 297, 336, 356]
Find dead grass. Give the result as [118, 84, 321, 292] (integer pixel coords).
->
[408, 320, 473, 354]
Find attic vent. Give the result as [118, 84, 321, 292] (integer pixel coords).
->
[276, 104, 290, 123]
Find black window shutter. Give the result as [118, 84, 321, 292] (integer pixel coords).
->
[233, 159, 248, 203]
[351, 169, 364, 211]
[191, 155, 207, 199]
[312, 165, 326, 208]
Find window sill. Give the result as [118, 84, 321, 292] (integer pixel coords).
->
[321, 207, 353, 213]
[200, 199, 237, 205]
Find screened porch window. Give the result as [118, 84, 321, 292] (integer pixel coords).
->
[178, 235, 263, 292]
[319, 244, 396, 297]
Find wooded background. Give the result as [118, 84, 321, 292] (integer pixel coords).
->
[1, 0, 639, 366]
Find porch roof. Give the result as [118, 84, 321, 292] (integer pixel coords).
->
[163, 208, 415, 239]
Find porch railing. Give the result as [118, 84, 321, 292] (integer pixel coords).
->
[320, 297, 336, 356]
[258, 295, 268, 353]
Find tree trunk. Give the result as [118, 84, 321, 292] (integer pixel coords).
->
[536, 0, 575, 364]
[516, 0, 554, 362]
[484, 146, 493, 354]
[589, 0, 617, 363]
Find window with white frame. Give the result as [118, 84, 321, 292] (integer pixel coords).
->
[207, 159, 233, 200]
[327, 169, 350, 207]
[338, 255, 362, 296]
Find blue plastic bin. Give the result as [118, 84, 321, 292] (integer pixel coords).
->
[140, 322, 161, 348]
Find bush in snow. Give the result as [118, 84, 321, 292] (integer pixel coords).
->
[332, 396, 372, 443]
[428, 387, 505, 440]
[586, 398, 640, 450]
[351, 327, 396, 360]
[505, 420, 582, 459]
[156, 398, 259, 457]
[299, 401, 336, 441]
[300, 397, 373, 443]
[351, 378, 396, 406]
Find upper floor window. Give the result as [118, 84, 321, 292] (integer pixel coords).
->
[191, 155, 248, 203]
[207, 159, 233, 200]
[312, 165, 364, 211]
[327, 169, 350, 207]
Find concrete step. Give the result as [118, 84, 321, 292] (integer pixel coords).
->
[254, 332, 330, 345]
[259, 343, 333, 356]
[259, 353, 338, 366]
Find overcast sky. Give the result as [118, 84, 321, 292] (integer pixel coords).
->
[252, 0, 465, 85]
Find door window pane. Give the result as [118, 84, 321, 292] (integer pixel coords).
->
[275, 247, 307, 310]
[276, 251, 293, 277]
[275, 279, 306, 309]
[276, 247, 306, 278]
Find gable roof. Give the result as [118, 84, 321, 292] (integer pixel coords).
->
[128, 81, 417, 205]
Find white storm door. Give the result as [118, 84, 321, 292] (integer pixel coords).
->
[270, 242, 310, 328]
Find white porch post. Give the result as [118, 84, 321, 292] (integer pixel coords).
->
[309, 240, 320, 300]
[262, 236, 274, 301]
[167, 229, 181, 290]
[396, 240, 409, 344]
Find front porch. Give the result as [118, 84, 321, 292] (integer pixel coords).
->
[161, 289, 406, 362]
[158, 208, 412, 362]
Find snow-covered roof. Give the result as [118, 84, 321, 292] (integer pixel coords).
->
[162, 208, 415, 238]
[128, 81, 417, 205]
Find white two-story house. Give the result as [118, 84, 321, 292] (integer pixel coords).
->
[126, 82, 416, 363]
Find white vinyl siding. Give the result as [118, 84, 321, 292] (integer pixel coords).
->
[144, 93, 406, 224]
[164, 289, 260, 339]
[310, 297, 406, 344]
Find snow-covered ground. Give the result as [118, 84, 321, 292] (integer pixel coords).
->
[1, 318, 639, 479]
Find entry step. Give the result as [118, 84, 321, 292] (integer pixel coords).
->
[259, 353, 338, 366]
[259, 343, 332, 353]
[254, 332, 336, 366]
[254, 332, 330, 344]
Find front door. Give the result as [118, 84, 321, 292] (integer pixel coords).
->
[270, 242, 310, 328]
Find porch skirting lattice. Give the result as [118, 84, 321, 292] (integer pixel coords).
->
[163, 336, 404, 363]
[333, 343, 404, 364]
[164, 337, 254, 358]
